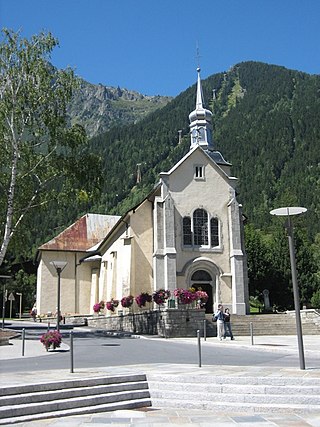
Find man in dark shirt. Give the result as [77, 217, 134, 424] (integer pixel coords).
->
[223, 308, 234, 340]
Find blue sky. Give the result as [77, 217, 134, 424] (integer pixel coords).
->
[1, 0, 319, 96]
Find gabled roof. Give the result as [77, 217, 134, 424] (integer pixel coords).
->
[97, 183, 161, 251]
[160, 145, 236, 183]
[39, 213, 121, 252]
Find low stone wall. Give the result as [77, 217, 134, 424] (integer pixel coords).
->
[0, 329, 20, 346]
[87, 308, 212, 338]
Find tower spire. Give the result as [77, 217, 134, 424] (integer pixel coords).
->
[189, 67, 213, 151]
[196, 67, 204, 109]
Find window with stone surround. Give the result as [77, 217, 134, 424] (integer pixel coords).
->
[210, 217, 219, 247]
[194, 208, 208, 245]
[183, 216, 192, 245]
[194, 164, 205, 180]
[182, 209, 220, 248]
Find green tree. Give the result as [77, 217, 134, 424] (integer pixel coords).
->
[245, 224, 294, 309]
[244, 224, 271, 299]
[311, 290, 320, 309]
[13, 270, 36, 313]
[294, 228, 320, 305]
[0, 29, 101, 268]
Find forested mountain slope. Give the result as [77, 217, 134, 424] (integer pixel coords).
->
[214, 62, 320, 233]
[86, 61, 320, 308]
[5, 61, 320, 309]
[90, 61, 320, 238]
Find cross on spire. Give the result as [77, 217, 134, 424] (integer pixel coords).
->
[196, 42, 201, 70]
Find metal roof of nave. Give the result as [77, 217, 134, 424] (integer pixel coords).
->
[39, 213, 121, 252]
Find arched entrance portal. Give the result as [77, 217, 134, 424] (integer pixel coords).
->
[190, 270, 214, 314]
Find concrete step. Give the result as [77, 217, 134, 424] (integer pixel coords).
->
[150, 398, 320, 414]
[0, 398, 150, 425]
[0, 374, 147, 396]
[148, 373, 319, 386]
[0, 381, 148, 406]
[0, 375, 151, 424]
[0, 390, 150, 418]
[205, 312, 320, 336]
[147, 374, 320, 414]
[149, 381, 320, 396]
[149, 388, 320, 406]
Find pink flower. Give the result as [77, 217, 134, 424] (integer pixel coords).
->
[174, 288, 199, 305]
[106, 299, 119, 312]
[135, 292, 152, 308]
[93, 301, 105, 313]
[93, 303, 101, 313]
[40, 331, 62, 350]
[196, 290, 208, 302]
[153, 289, 170, 305]
[121, 295, 134, 308]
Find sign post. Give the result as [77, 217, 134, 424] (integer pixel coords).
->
[1, 275, 12, 329]
[8, 293, 15, 318]
[16, 293, 22, 320]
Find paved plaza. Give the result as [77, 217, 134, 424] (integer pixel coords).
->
[1, 321, 320, 426]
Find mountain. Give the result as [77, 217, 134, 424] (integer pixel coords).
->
[213, 62, 320, 233]
[5, 61, 320, 308]
[7, 61, 320, 266]
[89, 61, 320, 238]
[67, 78, 172, 138]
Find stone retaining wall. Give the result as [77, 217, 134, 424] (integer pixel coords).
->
[87, 308, 211, 338]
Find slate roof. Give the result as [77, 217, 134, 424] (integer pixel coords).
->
[205, 149, 231, 166]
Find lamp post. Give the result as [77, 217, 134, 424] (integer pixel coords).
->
[1, 275, 12, 329]
[50, 261, 68, 331]
[270, 206, 307, 370]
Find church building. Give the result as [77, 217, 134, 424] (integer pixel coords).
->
[36, 68, 249, 318]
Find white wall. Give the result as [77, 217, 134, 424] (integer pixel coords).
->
[37, 250, 99, 315]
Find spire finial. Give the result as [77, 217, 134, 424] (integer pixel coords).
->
[195, 43, 203, 108]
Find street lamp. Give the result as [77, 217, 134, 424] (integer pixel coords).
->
[50, 261, 68, 331]
[270, 206, 307, 370]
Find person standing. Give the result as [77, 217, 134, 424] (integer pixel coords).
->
[214, 304, 225, 341]
[30, 304, 37, 322]
[224, 308, 234, 340]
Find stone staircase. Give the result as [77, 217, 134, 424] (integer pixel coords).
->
[0, 374, 151, 425]
[205, 310, 320, 336]
[148, 373, 320, 414]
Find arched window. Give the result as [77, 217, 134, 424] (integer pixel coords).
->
[193, 209, 208, 246]
[210, 217, 219, 247]
[183, 216, 192, 245]
[191, 270, 212, 281]
[182, 211, 220, 248]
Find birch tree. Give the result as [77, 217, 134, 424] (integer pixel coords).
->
[0, 29, 98, 267]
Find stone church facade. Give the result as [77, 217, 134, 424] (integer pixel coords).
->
[36, 69, 249, 318]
